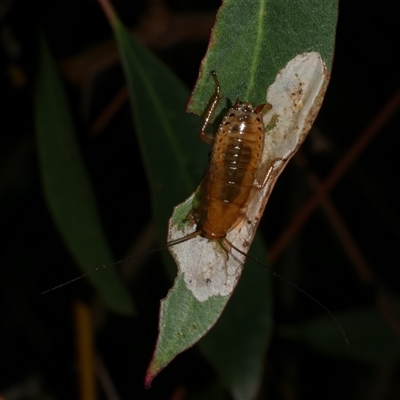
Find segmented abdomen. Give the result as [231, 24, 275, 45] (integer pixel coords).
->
[200, 102, 264, 239]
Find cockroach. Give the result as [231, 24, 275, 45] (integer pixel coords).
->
[165, 70, 277, 250]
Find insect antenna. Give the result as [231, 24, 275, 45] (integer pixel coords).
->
[41, 230, 201, 295]
[42, 229, 349, 347]
[224, 238, 350, 347]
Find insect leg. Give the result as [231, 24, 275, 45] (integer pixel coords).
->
[255, 157, 287, 189]
[200, 71, 222, 145]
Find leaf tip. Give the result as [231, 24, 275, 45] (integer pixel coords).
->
[144, 365, 157, 389]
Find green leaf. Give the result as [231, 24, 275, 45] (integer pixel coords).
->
[189, 0, 337, 115]
[102, 0, 337, 397]
[279, 308, 400, 363]
[35, 32, 134, 315]
[161, 51, 328, 399]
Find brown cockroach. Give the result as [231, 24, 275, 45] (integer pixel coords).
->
[196, 71, 269, 240]
[165, 70, 276, 251]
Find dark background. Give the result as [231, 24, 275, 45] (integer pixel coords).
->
[1, 0, 399, 399]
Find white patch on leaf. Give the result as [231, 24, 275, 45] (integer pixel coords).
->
[168, 52, 328, 302]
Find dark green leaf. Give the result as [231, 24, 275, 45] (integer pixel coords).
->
[35, 32, 134, 314]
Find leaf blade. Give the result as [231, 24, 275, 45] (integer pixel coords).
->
[35, 32, 134, 314]
[103, 0, 338, 397]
